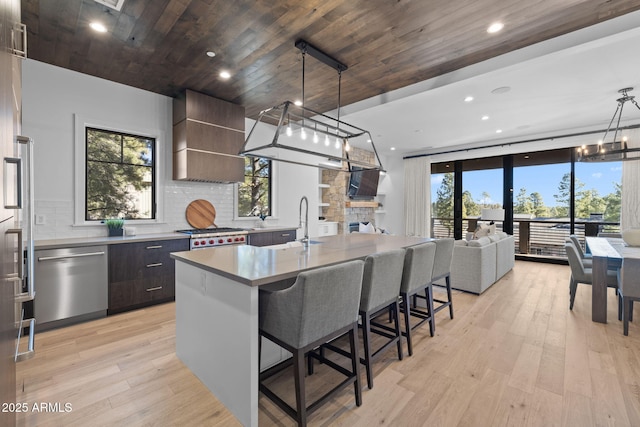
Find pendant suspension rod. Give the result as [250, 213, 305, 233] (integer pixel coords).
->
[337, 70, 342, 132]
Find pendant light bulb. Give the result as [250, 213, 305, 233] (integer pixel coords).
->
[324, 134, 330, 146]
[313, 131, 319, 143]
[335, 137, 341, 149]
[301, 128, 307, 140]
[286, 125, 292, 137]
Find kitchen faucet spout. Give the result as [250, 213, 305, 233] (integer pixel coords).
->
[299, 196, 309, 247]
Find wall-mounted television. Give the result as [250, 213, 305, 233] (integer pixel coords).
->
[347, 167, 380, 199]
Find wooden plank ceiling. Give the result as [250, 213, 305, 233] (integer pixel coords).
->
[21, 0, 640, 119]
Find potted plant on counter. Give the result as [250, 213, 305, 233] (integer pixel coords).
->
[105, 218, 125, 237]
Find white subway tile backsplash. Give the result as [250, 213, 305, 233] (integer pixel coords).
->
[34, 182, 238, 240]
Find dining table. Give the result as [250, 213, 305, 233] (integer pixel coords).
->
[585, 237, 640, 323]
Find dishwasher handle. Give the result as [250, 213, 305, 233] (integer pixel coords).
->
[38, 251, 105, 262]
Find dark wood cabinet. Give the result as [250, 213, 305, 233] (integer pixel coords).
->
[108, 238, 189, 314]
[247, 229, 296, 247]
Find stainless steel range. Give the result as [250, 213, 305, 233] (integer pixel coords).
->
[176, 227, 248, 250]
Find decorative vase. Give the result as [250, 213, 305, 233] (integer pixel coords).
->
[622, 228, 640, 247]
[108, 228, 124, 237]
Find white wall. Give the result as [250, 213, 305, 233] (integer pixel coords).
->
[22, 60, 316, 240]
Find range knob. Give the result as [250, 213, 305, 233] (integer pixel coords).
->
[209, 239, 215, 244]
[200, 240, 206, 245]
[227, 238, 233, 243]
[234, 237, 239, 242]
[193, 241, 200, 246]
[239, 236, 245, 242]
[218, 239, 224, 244]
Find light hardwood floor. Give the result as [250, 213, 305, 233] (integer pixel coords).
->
[15, 260, 640, 426]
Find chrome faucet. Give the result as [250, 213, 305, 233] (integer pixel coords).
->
[299, 196, 309, 248]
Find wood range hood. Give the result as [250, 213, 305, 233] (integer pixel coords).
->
[172, 89, 245, 183]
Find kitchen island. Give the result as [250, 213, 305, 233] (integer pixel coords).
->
[170, 233, 430, 426]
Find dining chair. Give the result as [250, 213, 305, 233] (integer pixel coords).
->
[618, 257, 640, 336]
[258, 260, 364, 426]
[565, 242, 620, 317]
[400, 242, 436, 356]
[567, 235, 592, 268]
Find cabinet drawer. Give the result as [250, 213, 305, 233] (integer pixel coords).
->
[272, 230, 296, 245]
[109, 275, 174, 312]
[109, 239, 188, 283]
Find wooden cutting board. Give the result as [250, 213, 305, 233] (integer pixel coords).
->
[185, 199, 217, 229]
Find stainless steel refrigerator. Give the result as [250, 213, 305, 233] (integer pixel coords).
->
[1, 2, 29, 426]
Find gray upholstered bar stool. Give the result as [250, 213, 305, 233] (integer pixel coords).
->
[358, 248, 406, 389]
[618, 257, 640, 335]
[565, 243, 620, 316]
[400, 242, 436, 356]
[258, 260, 365, 426]
[414, 238, 454, 322]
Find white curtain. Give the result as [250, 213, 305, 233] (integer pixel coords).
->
[404, 157, 431, 237]
[622, 133, 640, 230]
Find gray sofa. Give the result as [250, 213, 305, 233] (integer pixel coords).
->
[450, 232, 515, 294]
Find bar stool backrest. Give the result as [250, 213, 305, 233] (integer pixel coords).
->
[259, 260, 365, 348]
[360, 249, 406, 312]
[431, 238, 454, 281]
[400, 242, 436, 294]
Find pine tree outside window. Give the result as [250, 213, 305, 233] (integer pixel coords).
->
[85, 127, 155, 221]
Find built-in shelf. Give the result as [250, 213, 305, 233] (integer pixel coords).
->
[345, 201, 379, 208]
[319, 203, 330, 207]
[318, 183, 330, 188]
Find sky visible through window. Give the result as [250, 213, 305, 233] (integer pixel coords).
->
[431, 162, 622, 211]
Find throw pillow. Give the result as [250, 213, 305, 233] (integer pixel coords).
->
[468, 236, 491, 247]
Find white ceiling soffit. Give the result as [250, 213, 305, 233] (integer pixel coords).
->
[93, 0, 125, 11]
[338, 9, 640, 158]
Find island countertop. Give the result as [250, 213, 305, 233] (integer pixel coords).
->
[170, 233, 431, 287]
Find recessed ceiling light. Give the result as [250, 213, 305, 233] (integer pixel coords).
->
[464, 96, 474, 102]
[294, 100, 302, 106]
[487, 22, 504, 34]
[220, 71, 231, 79]
[390, 147, 396, 151]
[366, 139, 371, 143]
[206, 51, 216, 58]
[496, 129, 503, 134]
[89, 22, 107, 33]
[481, 115, 489, 120]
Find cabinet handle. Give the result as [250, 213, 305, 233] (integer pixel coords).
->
[146, 245, 163, 249]
[146, 263, 163, 268]
[38, 251, 105, 262]
[281, 233, 291, 237]
[146, 286, 163, 292]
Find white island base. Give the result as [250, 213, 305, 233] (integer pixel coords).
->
[175, 261, 260, 427]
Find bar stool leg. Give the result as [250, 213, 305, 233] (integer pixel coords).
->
[361, 313, 374, 389]
[294, 349, 307, 425]
[402, 293, 413, 356]
[393, 301, 403, 361]
[446, 275, 454, 319]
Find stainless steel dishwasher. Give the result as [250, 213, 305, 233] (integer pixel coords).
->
[34, 245, 108, 329]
